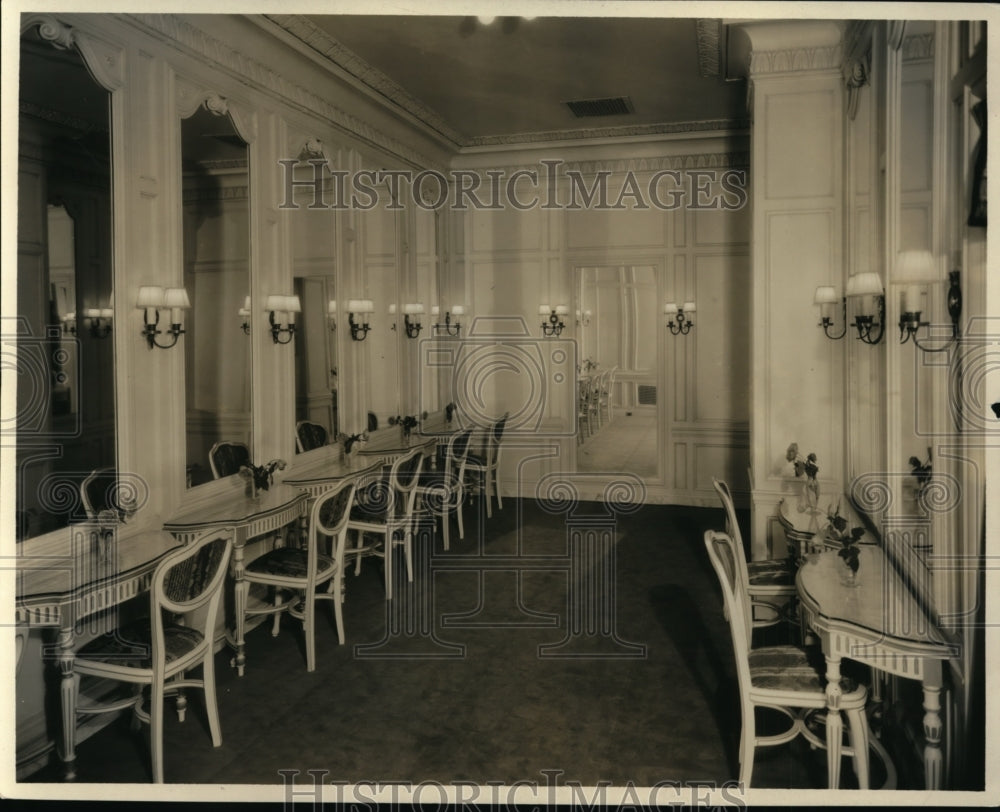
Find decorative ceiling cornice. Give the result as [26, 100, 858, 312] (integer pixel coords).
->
[264, 14, 467, 148]
[19, 101, 106, 134]
[902, 32, 934, 61]
[122, 13, 445, 171]
[467, 118, 750, 148]
[459, 150, 750, 178]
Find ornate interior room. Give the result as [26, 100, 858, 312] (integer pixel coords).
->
[6, 7, 994, 806]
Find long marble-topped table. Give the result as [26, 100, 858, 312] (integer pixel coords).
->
[281, 449, 383, 497]
[796, 546, 955, 789]
[16, 527, 185, 780]
[164, 484, 309, 676]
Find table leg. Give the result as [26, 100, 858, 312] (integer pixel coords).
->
[824, 653, 844, 788]
[57, 628, 78, 781]
[922, 683, 943, 789]
[231, 542, 247, 676]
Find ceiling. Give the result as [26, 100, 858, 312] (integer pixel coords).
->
[283, 15, 749, 149]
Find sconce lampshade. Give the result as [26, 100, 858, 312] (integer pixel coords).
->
[538, 304, 551, 315]
[682, 301, 696, 313]
[388, 303, 397, 315]
[264, 294, 285, 312]
[328, 299, 337, 315]
[894, 250, 937, 283]
[163, 287, 190, 310]
[451, 305, 466, 316]
[136, 286, 166, 308]
[845, 272, 884, 297]
[663, 303, 678, 316]
[404, 303, 425, 315]
[814, 286, 839, 305]
[285, 295, 302, 314]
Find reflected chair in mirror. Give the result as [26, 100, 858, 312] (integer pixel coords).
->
[416, 428, 472, 551]
[703, 529, 871, 789]
[598, 366, 617, 426]
[346, 447, 424, 599]
[465, 413, 507, 518]
[208, 441, 251, 479]
[296, 421, 329, 454]
[73, 528, 233, 783]
[576, 378, 596, 443]
[239, 480, 356, 671]
[80, 467, 120, 520]
[712, 477, 796, 633]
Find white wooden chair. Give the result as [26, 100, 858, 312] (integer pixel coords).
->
[239, 480, 356, 671]
[208, 441, 251, 479]
[73, 528, 233, 783]
[703, 529, 871, 788]
[416, 428, 473, 550]
[346, 448, 424, 599]
[465, 414, 507, 518]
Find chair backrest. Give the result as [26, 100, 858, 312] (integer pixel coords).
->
[388, 448, 424, 521]
[80, 467, 119, 520]
[311, 480, 356, 573]
[296, 421, 329, 453]
[712, 477, 752, 587]
[703, 529, 753, 691]
[209, 441, 251, 479]
[153, 529, 233, 667]
[443, 428, 473, 483]
[489, 413, 508, 468]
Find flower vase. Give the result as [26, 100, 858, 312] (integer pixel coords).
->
[839, 563, 861, 588]
[799, 477, 820, 512]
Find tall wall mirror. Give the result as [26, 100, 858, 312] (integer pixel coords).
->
[16, 29, 115, 540]
[575, 264, 659, 478]
[414, 206, 442, 418]
[290, 147, 338, 452]
[181, 102, 252, 487]
[358, 199, 400, 433]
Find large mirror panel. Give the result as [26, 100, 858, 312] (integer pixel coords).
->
[575, 264, 658, 478]
[16, 31, 115, 540]
[181, 105, 252, 486]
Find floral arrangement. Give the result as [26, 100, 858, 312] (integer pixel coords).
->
[239, 459, 286, 494]
[389, 414, 420, 438]
[578, 358, 598, 373]
[786, 443, 818, 480]
[342, 432, 368, 455]
[825, 501, 865, 574]
[909, 450, 933, 500]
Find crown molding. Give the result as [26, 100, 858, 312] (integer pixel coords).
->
[466, 118, 749, 149]
[902, 32, 934, 62]
[123, 13, 446, 171]
[750, 43, 843, 76]
[452, 150, 750, 178]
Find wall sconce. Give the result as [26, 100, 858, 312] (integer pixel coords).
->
[388, 304, 397, 331]
[327, 299, 337, 331]
[265, 294, 300, 345]
[845, 272, 885, 345]
[136, 285, 190, 349]
[576, 309, 591, 327]
[348, 299, 374, 341]
[85, 297, 114, 338]
[664, 301, 695, 335]
[539, 304, 568, 337]
[896, 250, 961, 351]
[433, 305, 464, 336]
[403, 303, 425, 338]
[813, 286, 846, 339]
[238, 295, 251, 335]
[62, 312, 77, 335]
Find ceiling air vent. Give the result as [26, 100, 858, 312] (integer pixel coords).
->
[565, 96, 635, 118]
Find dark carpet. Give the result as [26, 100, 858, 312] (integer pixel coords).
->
[25, 499, 881, 795]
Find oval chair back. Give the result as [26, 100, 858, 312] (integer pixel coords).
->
[296, 421, 329, 453]
[209, 441, 251, 479]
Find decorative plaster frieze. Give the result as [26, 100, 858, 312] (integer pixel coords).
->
[460, 151, 749, 179]
[124, 13, 443, 171]
[902, 32, 934, 62]
[468, 118, 749, 148]
[695, 19, 722, 77]
[749, 43, 843, 76]
[22, 14, 125, 91]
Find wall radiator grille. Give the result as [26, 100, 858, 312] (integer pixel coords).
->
[637, 384, 657, 405]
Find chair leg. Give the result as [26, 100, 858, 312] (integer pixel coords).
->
[484, 470, 492, 518]
[494, 469, 502, 512]
[384, 532, 393, 600]
[174, 679, 187, 722]
[202, 650, 223, 748]
[333, 573, 345, 644]
[457, 494, 465, 540]
[353, 531, 364, 576]
[404, 528, 414, 583]
[150, 679, 165, 784]
[304, 591, 316, 673]
[845, 707, 871, 789]
[826, 708, 844, 788]
[738, 705, 755, 787]
[442, 506, 450, 551]
[271, 590, 283, 637]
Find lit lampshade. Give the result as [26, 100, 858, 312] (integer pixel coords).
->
[404, 303, 425, 315]
[846, 272, 884, 318]
[327, 299, 337, 315]
[136, 286, 165, 308]
[99, 308, 113, 319]
[285, 295, 302, 323]
[163, 287, 189, 325]
[682, 301, 696, 313]
[84, 308, 101, 319]
[539, 304, 551, 315]
[264, 294, 285, 313]
[663, 302, 678, 316]
[814, 286, 839, 304]
[555, 305, 569, 316]
[895, 250, 936, 314]
[388, 303, 397, 315]
[451, 305, 465, 316]
[431, 305, 440, 317]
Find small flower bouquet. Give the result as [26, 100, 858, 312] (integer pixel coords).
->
[909, 450, 932, 503]
[240, 458, 286, 498]
[389, 414, 420, 439]
[342, 432, 368, 455]
[825, 500, 865, 578]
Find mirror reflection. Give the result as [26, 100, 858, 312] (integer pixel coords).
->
[575, 265, 658, 478]
[415, 206, 441, 416]
[181, 105, 251, 486]
[16, 33, 115, 540]
[291, 162, 338, 449]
